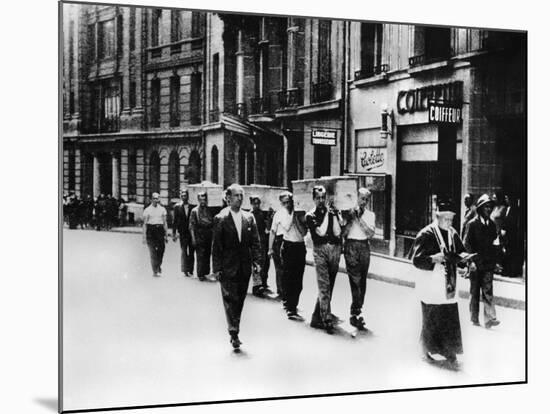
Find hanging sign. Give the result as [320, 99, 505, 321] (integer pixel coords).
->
[356, 147, 386, 173]
[311, 128, 338, 146]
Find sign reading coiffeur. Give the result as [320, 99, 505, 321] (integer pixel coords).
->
[428, 102, 462, 124]
[356, 147, 386, 173]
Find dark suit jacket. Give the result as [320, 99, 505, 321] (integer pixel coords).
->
[463, 215, 498, 271]
[173, 202, 192, 238]
[212, 207, 262, 280]
[189, 206, 214, 245]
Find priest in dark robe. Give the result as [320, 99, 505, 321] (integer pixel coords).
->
[412, 196, 474, 368]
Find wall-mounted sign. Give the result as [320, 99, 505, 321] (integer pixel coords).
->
[356, 147, 386, 173]
[311, 128, 338, 146]
[428, 102, 462, 124]
[397, 81, 463, 114]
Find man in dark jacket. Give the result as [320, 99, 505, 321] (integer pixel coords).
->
[212, 184, 262, 350]
[172, 188, 194, 277]
[463, 193, 500, 329]
[189, 192, 214, 281]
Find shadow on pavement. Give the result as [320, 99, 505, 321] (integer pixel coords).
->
[34, 398, 58, 412]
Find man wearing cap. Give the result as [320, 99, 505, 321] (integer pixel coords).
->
[143, 192, 169, 277]
[267, 192, 291, 301]
[306, 185, 344, 334]
[250, 195, 271, 297]
[279, 192, 308, 320]
[189, 192, 214, 281]
[461, 193, 476, 238]
[172, 187, 194, 277]
[212, 184, 262, 349]
[412, 196, 470, 367]
[463, 194, 501, 328]
[341, 188, 375, 331]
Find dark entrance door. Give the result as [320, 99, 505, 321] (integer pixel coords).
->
[98, 153, 112, 196]
[314, 144, 331, 178]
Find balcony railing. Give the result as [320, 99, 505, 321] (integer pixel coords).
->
[354, 64, 389, 81]
[310, 81, 333, 104]
[249, 96, 271, 115]
[209, 108, 220, 123]
[148, 37, 204, 60]
[278, 88, 304, 109]
[409, 49, 454, 67]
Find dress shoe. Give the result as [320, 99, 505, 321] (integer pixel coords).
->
[198, 276, 206, 281]
[252, 286, 265, 298]
[287, 311, 305, 321]
[324, 322, 335, 335]
[350, 315, 367, 330]
[472, 320, 481, 327]
[485, 319, 501, 329]
[310, 320, 324, 330]
[230, 334, 242, 349]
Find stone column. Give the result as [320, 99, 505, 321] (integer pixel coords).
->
[133, 8, 144, 121]
[112, 153, 120, 199]
[75, 149, 81, 197]
[136, 149, 145, 204]
[120, 7, 131, 125]
[93, 153, 100, 198]
[120, 149, 129, 201]
[236, 29, 244, 105]
[63, 149, 69, 194]
[160, 152, 169, 204]
[72, 8, 81, 125]
[282, 134, 288, 188]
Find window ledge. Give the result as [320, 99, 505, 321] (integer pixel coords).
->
[353, 73, 389, 88]
[408, 59, 451, 76]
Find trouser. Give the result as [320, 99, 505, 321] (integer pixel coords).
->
[195, 239, 212, 279]
[272, 235, 284, 297]
[220, 270, 251, 335]
[281, 240, 306, 312]
[469, 269, 497, 324]
[311, 243, 342, 326]
[260, 236, 270, 287]
[343, 239, 371, 317]
[179, 236, 195, 274]
[146, 225, 166, 274]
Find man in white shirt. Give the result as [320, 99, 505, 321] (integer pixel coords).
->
[143, 192, 169, 277]
[267, 192, 292, 301]
[279, 192, 308, 320]
[341, 188, 376, 330]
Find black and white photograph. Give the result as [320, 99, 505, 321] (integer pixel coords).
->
[55, 0, 532, 412]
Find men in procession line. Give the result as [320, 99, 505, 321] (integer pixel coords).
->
[250, 195, 272, 297]
[267, 193, 288, 301]
[463, 194, 501, 328]
[341, 188, 375, 331]
[306, 185, 345, 334]
[172, 187, 194, 277]
[143, 192, 169, 277]
[212, 184, 262, 349]
[189, 191, 214, 281]
[412, 196, 470, 367]
[461, 193, 476, 238]
[279, 192, 308, 321]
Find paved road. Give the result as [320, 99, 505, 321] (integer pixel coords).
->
[62, 229, 526, 412]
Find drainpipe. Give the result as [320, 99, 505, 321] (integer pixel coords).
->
[340, 20, 348, 176]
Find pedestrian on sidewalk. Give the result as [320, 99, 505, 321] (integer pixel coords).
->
[412, 196, 469, 368]
[212, 184, 262, 350]
[463, 194, 501, 329]
[267, 192, 291, 301]
[461, 193, 476, 238]
[189, 191, 214, 281]
[143, 192, 169, 277]
[307, 185, 344, 335]
[250, 195, 271, 297]
[341, 188, 376, 331]
[279, 192, 308, 320]
[172, 187, 194, 277]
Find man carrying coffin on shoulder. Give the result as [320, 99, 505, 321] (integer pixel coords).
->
[412, 196, 475, 369]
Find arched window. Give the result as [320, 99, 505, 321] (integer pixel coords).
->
[211, 146, 219, 184]
[127, 151, 137, 201]
[149, 151, 161, 196]
[168, 151, 180, 199]
[186, 150, 201, 184]
[68, 148, 76, 191]
[238, 146, 246, 184]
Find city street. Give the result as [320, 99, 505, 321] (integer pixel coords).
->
[62, 229, 526, 412]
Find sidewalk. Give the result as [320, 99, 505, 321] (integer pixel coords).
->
[108, 225, 525, 310]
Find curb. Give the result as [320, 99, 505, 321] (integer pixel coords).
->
[106, 228, 525, 311]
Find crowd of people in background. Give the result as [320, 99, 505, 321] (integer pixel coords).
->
[62, 193, 128, 231]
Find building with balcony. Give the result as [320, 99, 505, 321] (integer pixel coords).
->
[347, 23, 526, 258]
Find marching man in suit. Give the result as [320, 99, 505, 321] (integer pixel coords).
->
[212, 184, 262, 350]
[172, 187, 194, 277]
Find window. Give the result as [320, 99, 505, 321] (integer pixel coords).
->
[117, 14, 123, 56]
[168, 151, 181, 199]
[151, 9, 161, 47]
[68, 149, 76, 191]
[149, 152, 161, 195]
[211, 146, 219, 184]
[98, 19, 115, 59]
[410, 26, 451, 66]
[191, 12, 205, 38]
[246, 148, 255, 185]
[150, 78, 161, 128]
[187, 151, 201, 184]
[129, 81, 136, 109]
[128, 151, 137, 200]
[171, 11, 182, 42]
[211, 54, 219, 110]
[357, 23, 384, 79]
[318, 20, 331, 83]
[129, 8, 136, 51]
[190, 72, 202, 125]
[169, 75, 180, 127]
[87, 24, 96, 61]
[103, 83, 121, 132]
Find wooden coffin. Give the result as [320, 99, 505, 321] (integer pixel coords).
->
[291, 176, 358, 211]
[187, 181, 225, 207]
[241, 185, 288, 211]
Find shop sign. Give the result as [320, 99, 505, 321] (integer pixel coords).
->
[428, 102, 462, 124]
[356, 147, 386, 173]
[397, 81, 463, 114]
[311, 128, 338, 146]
